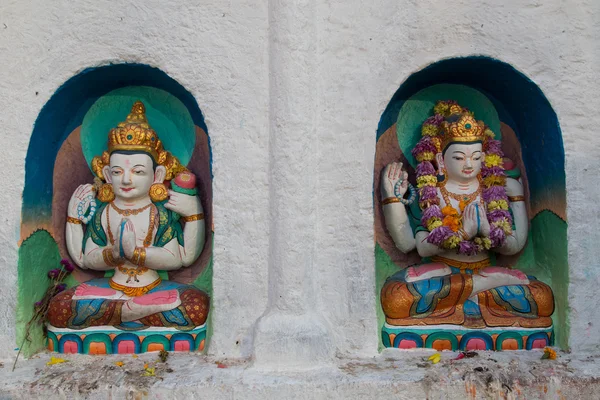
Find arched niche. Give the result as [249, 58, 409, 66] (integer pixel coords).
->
[374, 56, 567, 349]
[17, 64, 213, 356]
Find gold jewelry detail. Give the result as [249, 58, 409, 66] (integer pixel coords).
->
[103, 248, 121, 267]
[110, 202, 152, 216]
[97, 183, 115, 203]
[508, 195, 525, 203]
[109, 277, 161, 297]
[439, 113, 486, 151]
[439, 183, 481, 209]
[181, 213, 205, 222]
[106, 204, 156, 248]
[431, 255, 491, 274]
[382, 197, 401, 205]
[149, 183, 168, 202]
[67, 216, 82, 224]
[128, 247, 147, 267]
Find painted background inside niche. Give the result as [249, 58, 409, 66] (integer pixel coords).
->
[17, 64, 213, 357]
[374, 57, 568, 350]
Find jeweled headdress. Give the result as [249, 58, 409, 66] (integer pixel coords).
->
[419, 100, 494, 155]
[92, 101, 186, 182]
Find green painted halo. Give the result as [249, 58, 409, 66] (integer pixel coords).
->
[81, 86, 196, 168]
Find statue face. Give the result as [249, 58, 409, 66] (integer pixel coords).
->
[439, 142, 484, 183]
[106, 153, 157, 201]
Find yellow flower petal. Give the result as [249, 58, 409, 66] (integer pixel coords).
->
[428, 353, 441, 364]
[46, 356, 67, 366]
[115, 361, 124, 367]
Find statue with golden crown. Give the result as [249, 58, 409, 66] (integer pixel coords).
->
[46, 101, 209, 354]
[380, 100, 555, 351]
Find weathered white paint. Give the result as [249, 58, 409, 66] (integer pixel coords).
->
[0, 0, 597, 382]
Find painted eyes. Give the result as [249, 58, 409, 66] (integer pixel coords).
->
[111, 170, 123, 176]
[452, 156, 482, 161]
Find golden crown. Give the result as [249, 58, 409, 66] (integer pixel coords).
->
[92, 101, 186, 181]
[423, 100, 491, 152]
[107, 101, 164, 162]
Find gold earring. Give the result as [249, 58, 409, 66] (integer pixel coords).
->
[149, 183, 168, 202]
[97, 183, 115, 203]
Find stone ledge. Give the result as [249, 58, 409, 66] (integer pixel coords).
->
[2, 350, 600, 399]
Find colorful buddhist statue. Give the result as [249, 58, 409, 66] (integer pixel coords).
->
[46, 101, 209, 354]
[380, 100, 555, 351]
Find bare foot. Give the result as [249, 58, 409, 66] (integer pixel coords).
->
[472, 267, 530, 295]
[121, 290, 181, 322]
[405, 263, 451, 282]
[74, 283, 118, 298]
[479, 267, 529, 284]
[132, 290, 180, 306]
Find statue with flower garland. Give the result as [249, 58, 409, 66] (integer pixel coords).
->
[380, 100, 555, 351]
[46, 101, 209, 354]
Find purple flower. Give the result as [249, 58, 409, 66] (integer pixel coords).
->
[421, 205, 443, 227]
[423, 114, 444, 126]
[419, 186, 438, 202]
[427, 226, 454, 246]
[34, 301, 43, 308]
[487, 209, 511, 223]
[47, 269, 60, 279]
[60, 259, 75, 272]
[416, 161, 435, 177]
[481, 166, 506, 179]
[482, 186, 508, 203]
[411, 137, 438, 158]
[56, 283, 67, 293]
[458, 240, 478, 256]
[485, 140, 503, 155]
[489, 227, 506, 248]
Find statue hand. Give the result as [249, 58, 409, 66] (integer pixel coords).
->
[504, 177, 524, 197]
[112, 218, 136, 260]
[68, 184, 94, 218]
[121, 219, 137, 259]
[477, 202, 491, 237]
[381, 161, 408, 199]
[461, 203, 479, 239]
[165, 191, 202, 217]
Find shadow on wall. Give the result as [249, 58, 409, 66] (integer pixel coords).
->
[17, 64, 213, 357]
[374, 56, 568, 350]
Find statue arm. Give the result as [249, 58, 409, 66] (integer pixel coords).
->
[495, 177, 528, 255]
[66, 222, 85, 268]
[495, 200, 528, 255]
[382, 202, 416, 253]
[415, 230, 446, 257]
[163, 190, 205, 267]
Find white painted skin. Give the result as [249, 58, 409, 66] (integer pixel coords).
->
[65, 153, 205, 321]
[381, 142, 530, 295]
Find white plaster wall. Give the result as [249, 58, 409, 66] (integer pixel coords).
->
[0, 0, 598, 363]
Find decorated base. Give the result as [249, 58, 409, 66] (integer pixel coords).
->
[47, 324, 207, 354]
[382, 324, 553, 351]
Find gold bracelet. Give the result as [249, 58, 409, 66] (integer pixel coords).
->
[138, 248, 146, 268]
[128, 247, 147, 267]
[382, 197, 401, 205]
[508, 195, 525, 203]
[181, 213, 205, 222]
[67, 216, 82, 224]
[129, 247, 141, 265]
[102, 248, 120, 267]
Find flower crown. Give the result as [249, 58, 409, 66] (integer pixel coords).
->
[411, 100, 512, 255]
[91, 101, 186, 182]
